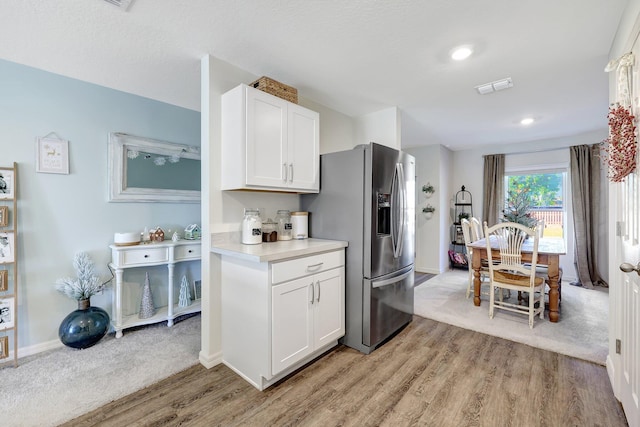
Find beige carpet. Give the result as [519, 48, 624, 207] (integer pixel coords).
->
[0, 314, 201, 427]
[413, 270, 609, 365]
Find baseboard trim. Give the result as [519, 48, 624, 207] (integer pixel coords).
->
[17, 339, 63, 359]
[199, 350, 222, 368]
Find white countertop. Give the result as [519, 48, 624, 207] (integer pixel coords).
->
[210, 238, 348, 263]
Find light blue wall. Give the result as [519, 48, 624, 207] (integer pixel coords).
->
[0, 59, 201, 354]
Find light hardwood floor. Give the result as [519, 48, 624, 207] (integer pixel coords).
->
[63, 316, 627, 427]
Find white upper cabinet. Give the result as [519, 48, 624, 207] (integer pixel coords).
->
[221, 84, 320, 193]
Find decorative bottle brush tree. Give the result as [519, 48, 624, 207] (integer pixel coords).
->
[139, 272, 156, 319]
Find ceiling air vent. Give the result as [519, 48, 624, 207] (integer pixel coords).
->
[103, 0, 134, 11]
[475, 77, 513, 95]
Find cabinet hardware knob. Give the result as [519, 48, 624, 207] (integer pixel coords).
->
[188, 250, 192, 253]
[144, 254, 149, 258]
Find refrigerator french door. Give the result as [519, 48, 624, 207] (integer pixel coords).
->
[301, 142, 415, 354]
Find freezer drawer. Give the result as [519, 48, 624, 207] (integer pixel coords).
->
[362, 266, 414, 348]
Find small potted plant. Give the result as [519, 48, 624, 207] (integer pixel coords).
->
[55, 252, 111, 349]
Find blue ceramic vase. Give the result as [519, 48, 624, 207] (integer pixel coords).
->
[58, 298, 110, 349]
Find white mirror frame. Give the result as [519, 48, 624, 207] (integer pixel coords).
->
[108, 132, 201, 203]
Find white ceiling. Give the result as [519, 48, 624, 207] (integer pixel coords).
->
[0, 0, 629, 150]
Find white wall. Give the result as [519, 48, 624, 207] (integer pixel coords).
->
[405, 144, 453, 273]
[0, 59, 201, 355]
[355, 107, 401, 149]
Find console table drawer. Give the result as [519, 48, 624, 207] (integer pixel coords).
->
[175, 244, 201, 261]
[115, 247, 170, 267]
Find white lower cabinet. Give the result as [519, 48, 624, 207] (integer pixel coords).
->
[221, 249, 345, 390]
[271, 267, 344, 375]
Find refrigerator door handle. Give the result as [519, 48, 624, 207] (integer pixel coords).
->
[391, 162, 404, 259]
[397, 163, 406, 257]
[371, 268, 413, 288]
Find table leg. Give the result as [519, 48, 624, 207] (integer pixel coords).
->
[473, 249, 481, 306]
[547, 256, 560, 322]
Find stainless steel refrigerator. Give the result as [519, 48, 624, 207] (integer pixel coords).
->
[301, 142, 415, 354]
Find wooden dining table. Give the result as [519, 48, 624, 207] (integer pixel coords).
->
[468, 237, 566, 322]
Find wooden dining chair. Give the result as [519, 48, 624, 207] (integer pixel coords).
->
[461, 219, 489, 298]
[484, 221, 545, 328]
[470, 217, 484, 241]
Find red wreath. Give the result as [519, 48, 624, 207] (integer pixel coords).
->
[600, 104, 637, 182]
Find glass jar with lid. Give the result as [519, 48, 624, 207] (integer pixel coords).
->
[241, 208, 262, 245]
[275, 210, 292, 241]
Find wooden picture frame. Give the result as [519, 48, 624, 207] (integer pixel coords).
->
[0, 233, 14, 264]
[192, 279, 201, 301]
[36, 137, 69, 174]
[0, 297, 14, 330]
[0, 270, 7, 292]
[0, 335, 8, 359]
[0, 169, 14, 200]
[0, 206, 8, 227]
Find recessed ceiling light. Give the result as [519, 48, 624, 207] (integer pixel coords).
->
[520, 117, 534, 125]
[451, 46, 473, 61]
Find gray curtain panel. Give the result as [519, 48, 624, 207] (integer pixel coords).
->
[570, 144, 606, 289]
[482, 154, 504, 226]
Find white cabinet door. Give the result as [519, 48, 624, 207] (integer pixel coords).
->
[287, 104, 319, 191]
[313, 267, 345, 349]
[272, 276, 314, 375]
[246, 88, 287, 187]
[221, 84, 320, 193]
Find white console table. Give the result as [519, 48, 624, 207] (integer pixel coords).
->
[109, 240, 202, 338]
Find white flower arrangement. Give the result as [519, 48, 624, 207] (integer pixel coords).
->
[55, 252, 111, 301]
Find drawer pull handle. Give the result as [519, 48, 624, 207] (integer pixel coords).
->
[144, 254, 150, 258]
[306, 262, 324, 272]
[188, 250, 193, 253]
[316, 280, 321, 303]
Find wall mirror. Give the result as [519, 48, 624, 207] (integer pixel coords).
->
[108, 132, 201, 203]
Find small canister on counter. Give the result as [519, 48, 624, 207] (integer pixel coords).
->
[262, 219, 278, 242]
[291, 211, 308, 239]
[241, 208, 262, 245]
[275, 210, 293, 241]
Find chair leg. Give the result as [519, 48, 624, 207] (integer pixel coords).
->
[529, 291, 534, 328]
[466, 267, 472, 299]
[489, 284, 495, 319]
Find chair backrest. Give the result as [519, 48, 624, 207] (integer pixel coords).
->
[536, 219, 545, 239]
[460, 218, 473, 246]
[470, 217, 484, 241]
[483, 221, 540, 282]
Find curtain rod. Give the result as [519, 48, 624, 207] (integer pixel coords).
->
[482, 143, 599, 157]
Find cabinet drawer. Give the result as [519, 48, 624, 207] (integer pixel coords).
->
[175, 244, 201, 261]
[272, 250, 344, 285]
[115, 247, 170, 267]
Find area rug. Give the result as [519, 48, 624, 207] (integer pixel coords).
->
[414, 271, 608, 365]
[0, 314, 201, 427]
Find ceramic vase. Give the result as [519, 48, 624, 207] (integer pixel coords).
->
[58, 298, 110, 349]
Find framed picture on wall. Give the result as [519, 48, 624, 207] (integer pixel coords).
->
[0, 336, 8, 359]
[0, 233, 14, 264]
[0, 169, 14, 200]
[0, 270, 7, 292]
[36, 137, 69, 174]
[0, 297, 14, 330]
[0, 206, 8, 227]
